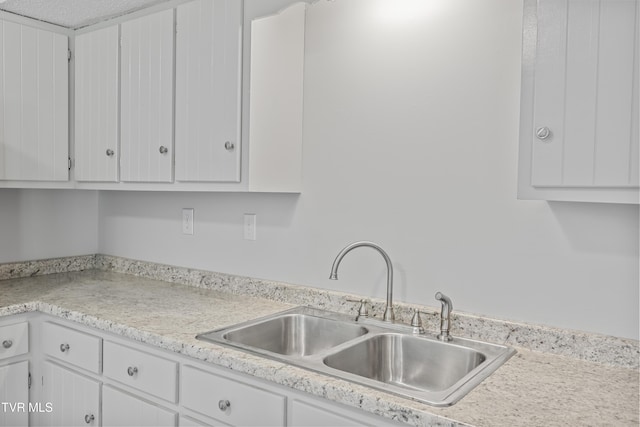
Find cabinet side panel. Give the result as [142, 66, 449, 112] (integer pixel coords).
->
[594, 0, 637, 186]
[630, 2, 639, 187]
[248, 2, 305, 192]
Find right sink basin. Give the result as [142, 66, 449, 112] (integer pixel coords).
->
[323, 333, 486, 393]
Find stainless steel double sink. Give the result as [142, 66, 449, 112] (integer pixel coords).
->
[196, 306, 515, 407]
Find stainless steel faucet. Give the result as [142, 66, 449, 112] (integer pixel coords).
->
[435, 292, 453, 341]
[329, 241, 395, 322]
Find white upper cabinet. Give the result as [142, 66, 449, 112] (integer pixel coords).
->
[175, 0, 242, 183]
[519, 0, 639, 204]
[74, 25, 119, 182]
[120, 9, 174, 183]
[0, 20, 68, 181]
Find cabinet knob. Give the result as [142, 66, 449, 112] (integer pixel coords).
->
[106, 149, 115, 157]
[2, 340, 12, 349]
[159, 146, 169, 154]
[127, 366, 138, 376]
[218, 399, 231, 411]
[84, 414, 95, 424]
[60, 343, 70, 352]
[535, 127, 551, 141]
[224, 141, 235, 151]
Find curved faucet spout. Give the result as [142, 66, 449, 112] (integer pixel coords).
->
[329, 241, 395, 322]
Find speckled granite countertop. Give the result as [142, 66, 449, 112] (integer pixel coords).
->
[0, 268, 638, 427]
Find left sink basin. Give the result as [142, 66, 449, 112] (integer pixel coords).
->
[197, 307, 368, 357]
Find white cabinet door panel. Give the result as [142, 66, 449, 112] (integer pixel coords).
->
[289, 400, 369, 427]
[175, 0, 242, 182]
[102, 385, 176, 427]
[0, 361, 29, 427]
[120, 9, 174, 183]
[0, 20, 68, 181]
[531, 0, 638, 188]
[75, 25, 120, 182]
[41, 361, 100, 427]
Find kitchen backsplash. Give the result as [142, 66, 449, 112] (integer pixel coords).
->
[1, 254, 638, 369]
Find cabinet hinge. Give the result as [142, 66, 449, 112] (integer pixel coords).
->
[68, 49, 72, 62]
[28, 372, 31, 389]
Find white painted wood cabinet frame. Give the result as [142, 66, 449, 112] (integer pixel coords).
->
[518, 0, 639, 204]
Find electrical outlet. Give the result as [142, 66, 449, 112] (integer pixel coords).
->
[244, 214, 256, 240]
[182, 208, 194, 235]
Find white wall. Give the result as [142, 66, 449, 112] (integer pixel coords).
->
[98, 0, 639, 340]
[0, 189, 98, 262]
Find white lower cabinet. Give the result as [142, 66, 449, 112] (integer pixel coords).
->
[0, 319, 30, 427]
[103, 341, 178, 403]
[0, 361, 30, 427]
[102, 385, 177, 426]
[181, 365, 285, 426]
[289, 400, 369, 427]
[10, 314, 399, 427]
[40, 361, 100, 427]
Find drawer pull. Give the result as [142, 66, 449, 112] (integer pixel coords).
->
[60, 343, 70, 352]
[2, 340, 12, 349]
[218, 399, 231, 411]
[84, 414, 94, 424]
[127, 366, 138, 376]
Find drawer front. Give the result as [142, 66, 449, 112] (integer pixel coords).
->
[41, 322, 101, 373]
[103, 341, 178, 403]
[0, 322, 28, 360]
[182, 365, 285, 426]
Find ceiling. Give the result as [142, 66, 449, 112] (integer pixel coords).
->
[0, 0, 170, 29]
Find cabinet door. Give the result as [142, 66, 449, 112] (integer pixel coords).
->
[41, 361, 100, 427]
[120, 9, 174, 183]
[520, 0, 639, 203]
[102, 385, 176, 427]
[0, 361, 29, 427]
[74, 25, 119, 182]
[175, 0, 242, 182]
[0, 20, 68, 181]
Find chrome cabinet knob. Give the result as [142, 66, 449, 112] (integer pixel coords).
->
[60, 343, 70, 352]
[84, 414, 94, 424]
[535, 127, 551, 141]
[127, 366, 138, 376]
[224, 141, 235, 151]
[159, 146, 169, 154]
[106, 149, 115, 157]
[218, 399, 231, 411]
[2, 340, 12, 349]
